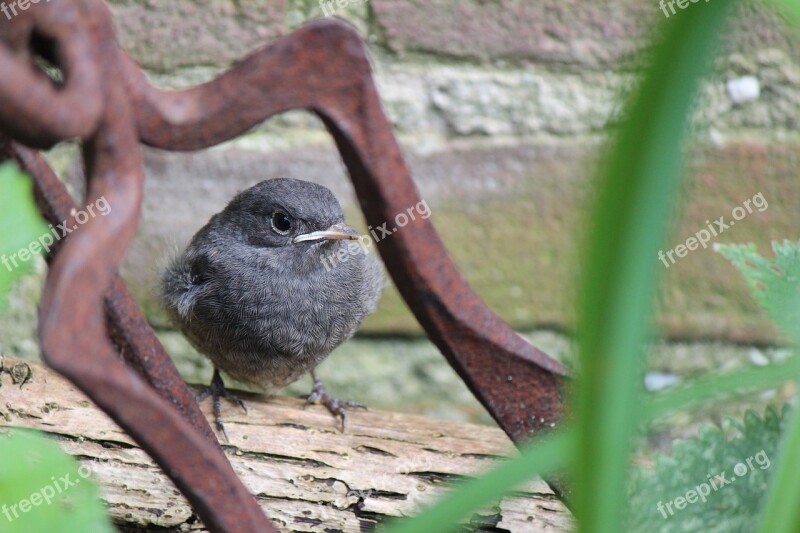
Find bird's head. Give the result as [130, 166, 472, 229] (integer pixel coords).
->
[218, 178, 360, 251]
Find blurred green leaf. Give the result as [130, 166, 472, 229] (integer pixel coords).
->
[716, 241, 800, 337]
[0, 430, 112, 532]
[573, 4, 734, 532]
[0, 162, 48, 311]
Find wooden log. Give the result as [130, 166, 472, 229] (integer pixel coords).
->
[0, 358, 571, 532]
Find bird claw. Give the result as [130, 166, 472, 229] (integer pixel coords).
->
[196, 369, 247, 442]
[304, 374, 366, 432]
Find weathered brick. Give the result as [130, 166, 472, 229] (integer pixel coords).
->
[108, 0, 286, 70]
[372, 0, 799, 68]
[372, 0, 651, 66]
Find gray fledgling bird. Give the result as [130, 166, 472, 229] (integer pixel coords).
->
[160, 178, 384, 438]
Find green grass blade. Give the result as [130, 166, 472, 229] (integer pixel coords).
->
[755, 299, 800, 531]
[759, 405, 800, 532]
[761, 0, 800, 28]
[641, 355, 800, 421]
[573, 4, 735, 531]
[384, 428, 574, 533]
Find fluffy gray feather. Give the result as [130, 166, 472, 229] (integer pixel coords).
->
[160, 178, 384, 392]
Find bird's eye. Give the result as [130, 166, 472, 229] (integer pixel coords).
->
[270, 211, 292, 234]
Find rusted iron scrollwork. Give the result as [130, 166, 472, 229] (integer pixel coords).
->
[0, 0, 568, 529]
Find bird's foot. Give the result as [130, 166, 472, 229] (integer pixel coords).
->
[304, 373, 366, 432]
[196, 369, 247, 442]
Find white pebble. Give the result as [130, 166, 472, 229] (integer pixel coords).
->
[644, 372, 681, 392]
[749, 349, 770, 367]
[726, 76, 760, 104]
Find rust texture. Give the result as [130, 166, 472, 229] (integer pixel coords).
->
[0, 1, 568, 530]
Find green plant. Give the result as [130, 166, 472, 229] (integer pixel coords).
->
[0, 162, 47, 310]
[716, 240, 800, 532]
[385, 2, 800, 533]
[0, 430, 112, 532]
[628, 407, 785, 533]
[624, 239, 800, 531]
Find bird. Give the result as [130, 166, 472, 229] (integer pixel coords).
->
[159, 178, 384, 439]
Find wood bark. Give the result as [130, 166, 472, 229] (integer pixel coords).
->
[0, 358, 571, 532]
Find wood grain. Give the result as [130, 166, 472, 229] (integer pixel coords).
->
[0, 358, 571, 532]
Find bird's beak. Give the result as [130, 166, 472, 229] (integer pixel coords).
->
[292, 224, 361, 244]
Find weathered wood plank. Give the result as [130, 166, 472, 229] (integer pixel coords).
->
[0, 358, 571, 531]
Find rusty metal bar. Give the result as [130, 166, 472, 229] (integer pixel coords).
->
[2, 141, 218, 444]
[0, 2, 102, 147]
